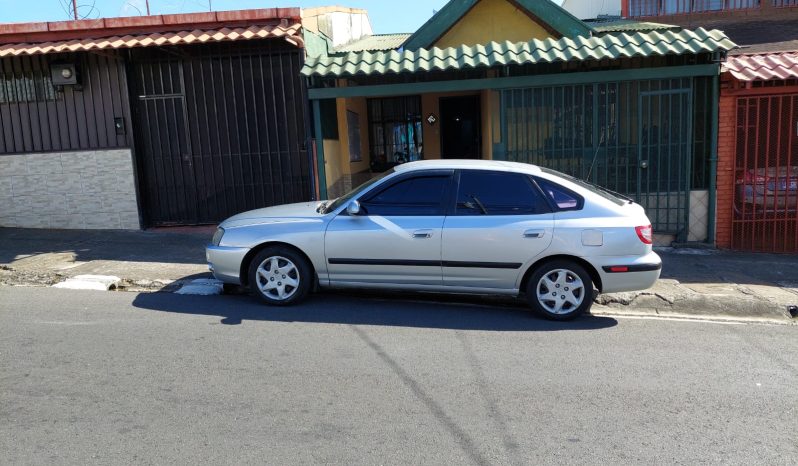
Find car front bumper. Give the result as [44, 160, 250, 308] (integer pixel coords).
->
[592, 251, 662, 293]
[206, 245, 250, 285]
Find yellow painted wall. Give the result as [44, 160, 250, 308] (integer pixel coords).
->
[336, 96, 371, 176]
[322, 139, 342, 194]
[481, 89, 493, 160]
[434, 0, 553, 49]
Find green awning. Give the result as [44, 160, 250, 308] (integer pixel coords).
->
[302, 28, 736, 78]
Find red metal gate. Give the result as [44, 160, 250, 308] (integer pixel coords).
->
[733, 94, 798, 252]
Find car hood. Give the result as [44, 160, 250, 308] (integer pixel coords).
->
[220, 202, 325, 228]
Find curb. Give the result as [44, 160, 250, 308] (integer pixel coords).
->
[591, 305, 797, 326]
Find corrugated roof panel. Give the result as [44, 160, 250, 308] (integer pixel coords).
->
[302, 28, 736, 77]
[587, 19, 679, 33]
[0, 23, 302, 57]
[723, 53, 798, 81]
[334, 33, 411, 53]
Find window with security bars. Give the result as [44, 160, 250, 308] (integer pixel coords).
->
[0, 68, 56, 104]
[772, 0, 798, 6]
[629, 0, 759, 16]
[367, 96, 423, 172]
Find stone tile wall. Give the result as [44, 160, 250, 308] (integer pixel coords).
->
[0, 149, 140, 230]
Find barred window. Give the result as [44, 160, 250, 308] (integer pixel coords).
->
[629, 0, 759, 16]
[0, 69, 57, 104]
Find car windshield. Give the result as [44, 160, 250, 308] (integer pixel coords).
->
[540, 167, 630, 206]
[319, 168, 395, 214]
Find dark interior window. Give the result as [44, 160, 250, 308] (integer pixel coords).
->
[455, 171, 549, 215]
[362, 175, 449, 216]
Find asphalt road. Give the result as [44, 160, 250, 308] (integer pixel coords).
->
[1, 286, 797, 465]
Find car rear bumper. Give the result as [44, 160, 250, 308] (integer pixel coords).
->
[206, 245, 250, 285]
[593, 251, 662, 293]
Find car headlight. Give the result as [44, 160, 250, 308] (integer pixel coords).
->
[211, 227, 225, 246]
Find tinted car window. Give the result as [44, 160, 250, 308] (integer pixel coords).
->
[455, 171, 549, 215]
[362, 175, 449, 216]
[535, 178, 583, 211]
[539, 167, 627, 206]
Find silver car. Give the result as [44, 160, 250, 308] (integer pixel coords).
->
[206, 160, 661, 320]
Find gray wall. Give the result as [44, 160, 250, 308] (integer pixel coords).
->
[0, 149, 140, 229]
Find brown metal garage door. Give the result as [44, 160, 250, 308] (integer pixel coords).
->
[733, 94, 798, 252]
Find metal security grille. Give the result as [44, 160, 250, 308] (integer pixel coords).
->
[732, 94, 798, 253]
[628, 0, 758, 16]
[131, 41, 311, 226]
[639, 90, 692, 234]
[500, 78, 694, 237]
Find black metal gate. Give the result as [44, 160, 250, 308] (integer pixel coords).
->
[638, 89, 692, 236]
[131, 41, 311, 226]
[499, 78, 695, 238]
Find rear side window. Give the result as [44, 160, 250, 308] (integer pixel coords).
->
[536, 178, 583, 211]
[361, 175, 450, 216]
[539, 167, 627, 207]
[455, 170, 550, 216]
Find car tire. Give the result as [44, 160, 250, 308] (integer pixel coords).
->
[248, 246, 312, 306]
[526, 260, 593, 321]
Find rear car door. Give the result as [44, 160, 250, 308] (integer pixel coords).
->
[325, 170, 453, 286]
[441, 170, 554, 290]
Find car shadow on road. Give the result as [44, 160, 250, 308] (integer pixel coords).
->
[132, 289, 618, 331]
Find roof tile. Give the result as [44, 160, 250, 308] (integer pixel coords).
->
[0, 23, 302, 57]
[723, 53, 798, 81]
[303, 28, 735, 78]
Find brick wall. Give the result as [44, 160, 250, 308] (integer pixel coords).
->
[0, 149, 140, 230]
[715, 94, 737, 248]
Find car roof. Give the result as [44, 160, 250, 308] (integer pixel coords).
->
[393, 159, 542, 175]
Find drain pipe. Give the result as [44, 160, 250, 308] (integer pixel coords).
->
[707, 67, 720, 245]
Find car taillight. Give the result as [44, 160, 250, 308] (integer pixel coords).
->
[635, 225, 653, 244]
[744, 171, 767, 184]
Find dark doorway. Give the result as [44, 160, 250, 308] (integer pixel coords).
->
[440, 95, 481, 159]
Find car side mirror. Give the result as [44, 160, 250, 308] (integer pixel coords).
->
[346, 200, 362, 216]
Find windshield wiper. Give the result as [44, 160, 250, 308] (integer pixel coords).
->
[465, 194, 488, 214]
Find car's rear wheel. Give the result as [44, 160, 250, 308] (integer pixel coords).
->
[526, 260, 593, 321]
[248, 246, 312, 306]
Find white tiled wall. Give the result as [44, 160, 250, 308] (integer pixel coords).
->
[0, 149, 140, 230]
[688, 190, 709, 242]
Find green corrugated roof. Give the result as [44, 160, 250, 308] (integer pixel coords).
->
[587, 19, 679, 33]
[302, 28, 736, 77]
[304, 29, 331, 58]
[334, 33, 412, 53]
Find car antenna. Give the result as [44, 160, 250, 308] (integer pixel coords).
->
[585, 126, 606, 183]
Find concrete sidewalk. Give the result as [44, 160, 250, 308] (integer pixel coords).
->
[1, 227, 796, 323]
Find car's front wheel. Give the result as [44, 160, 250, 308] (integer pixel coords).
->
[526, 260, 593, 321]
[248, 246, 312, 306]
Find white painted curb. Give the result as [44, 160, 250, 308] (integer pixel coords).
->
[53, 275, 121, 291]
[175, 279, 224, 296]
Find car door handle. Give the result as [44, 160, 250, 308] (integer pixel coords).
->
[413, 229, 434, 238]
[523, 229, 545, 238]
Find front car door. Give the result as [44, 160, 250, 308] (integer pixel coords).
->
[441, 170, 554, 291]
[325, 170, 453, 287]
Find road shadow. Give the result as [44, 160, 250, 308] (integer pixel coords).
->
[132, 289, 618, 331]
[0, 227, 208, 266]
